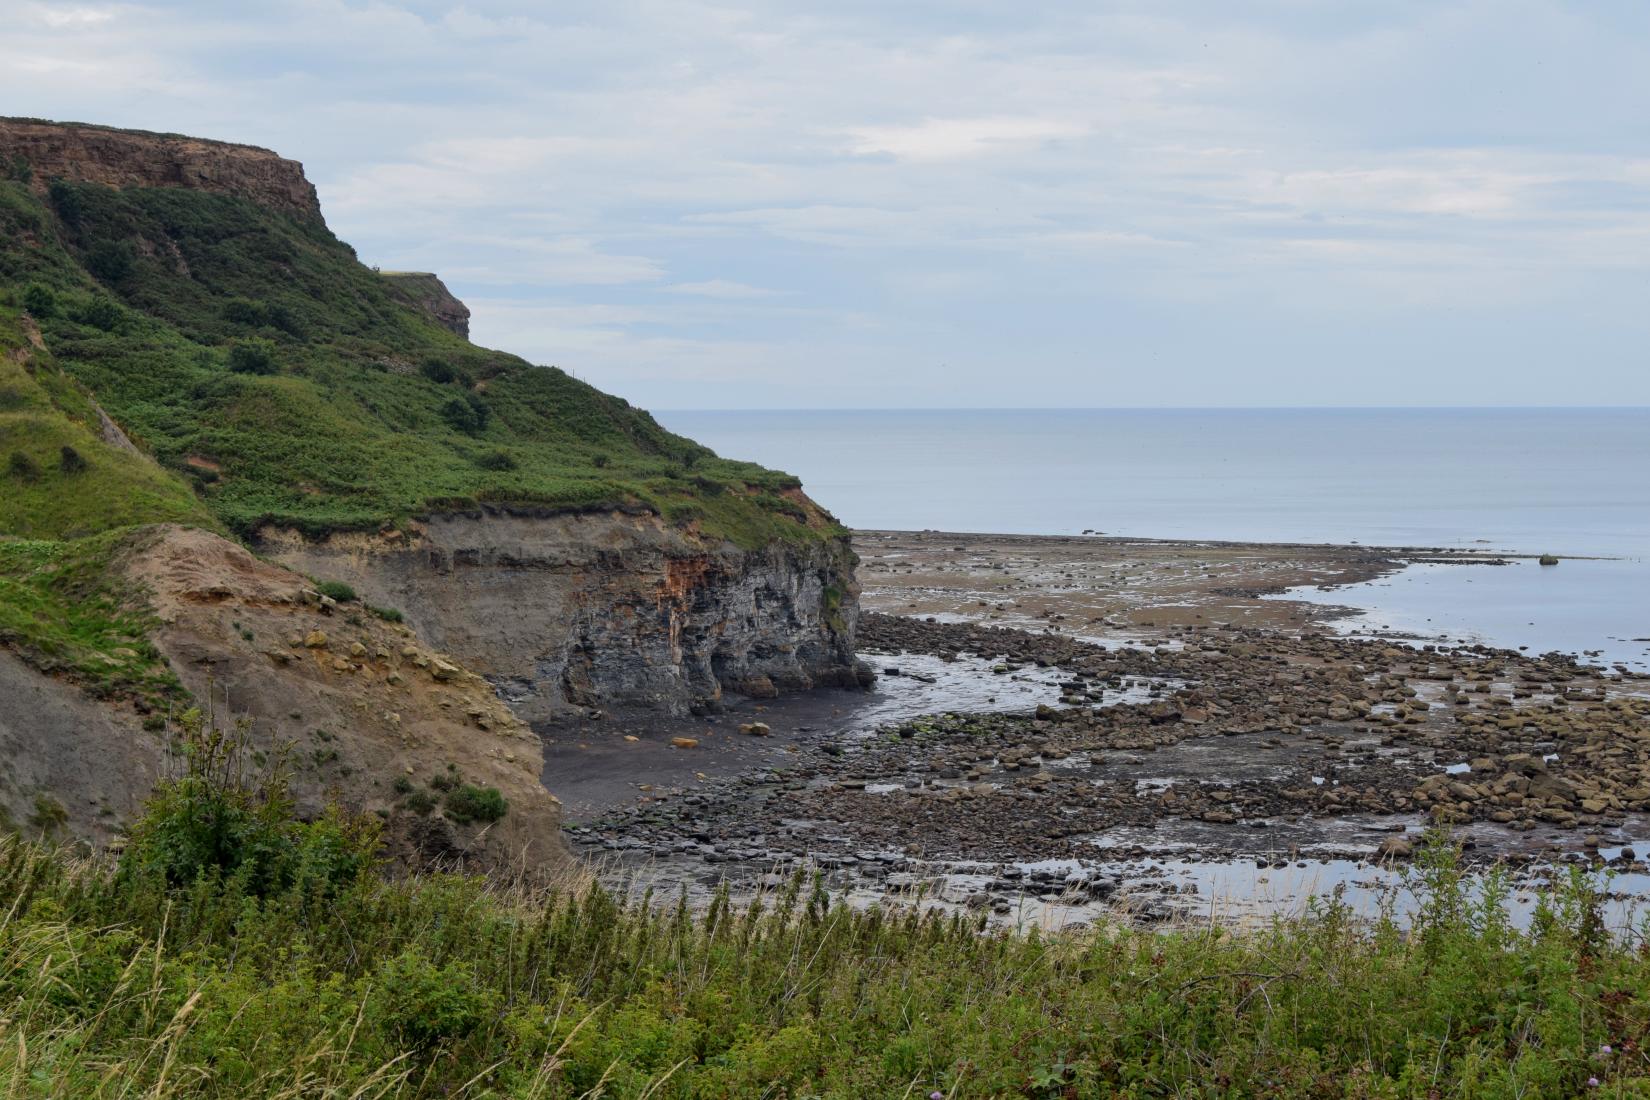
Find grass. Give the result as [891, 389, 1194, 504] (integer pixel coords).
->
[0, 527, 187, 715]
[0, 174, 837, 548]
[2, 723, 1650, 1097]
[0, 307, 216, 540]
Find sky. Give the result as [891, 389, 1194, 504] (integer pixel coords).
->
[4, 1, 1649, 410]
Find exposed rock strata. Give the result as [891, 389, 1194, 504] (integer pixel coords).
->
[0, 650, 159, 845]
[0, 526, 567, 873]
[0, 117, 322, 222]
[258, 510, 867, 724]
[379, 271, 471, 338]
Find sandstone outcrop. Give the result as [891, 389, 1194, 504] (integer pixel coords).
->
[379, 271, 472, 338]
[0, 117, 322, 222]
[258, 509, 866, 725]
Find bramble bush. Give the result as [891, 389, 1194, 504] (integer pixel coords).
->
[117, 710, 380, 900]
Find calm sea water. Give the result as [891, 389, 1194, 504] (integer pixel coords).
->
[662, 409, 1650, 666]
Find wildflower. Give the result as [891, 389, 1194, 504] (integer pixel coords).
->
[1602, 1044, 1613, 1054]
[1589, 1078, 1601, 1087]
[930, 1093, 944, 1100]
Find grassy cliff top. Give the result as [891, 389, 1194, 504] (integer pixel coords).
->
[0, 149, 839, 549]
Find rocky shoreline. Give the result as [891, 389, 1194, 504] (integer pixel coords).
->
[557, 531, 1650, 926]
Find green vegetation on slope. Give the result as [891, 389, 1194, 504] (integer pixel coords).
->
[0, 171, 832, 546]
[0, 528, 187, 717]
[0, 306, 215, 539]
[1, 733, 1646, 1097]
[0, 302, 205, 715]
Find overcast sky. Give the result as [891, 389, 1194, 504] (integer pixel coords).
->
[6, 1, 1649, 408]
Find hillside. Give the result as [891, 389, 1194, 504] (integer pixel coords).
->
[0, 116, 836, 547]
[0, 117, 862, 853]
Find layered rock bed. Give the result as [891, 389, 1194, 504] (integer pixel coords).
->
[260, 510, 865, 723]
[566, 534, 1650, 922]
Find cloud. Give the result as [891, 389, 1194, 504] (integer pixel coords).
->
[414, 236, 666, 287]
[4, 1, 1649, 407]
[664, 279, 782, 299]
[845, 116, 1089, 161]
[23, 3, 117, 29]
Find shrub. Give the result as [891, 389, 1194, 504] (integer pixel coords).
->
[474, 449, 517, 471]
[369, 950, 495, 1049]
[5, 154, 32, 183]
[314, 579, 357, 603]
[21, 282, 55, 318]
[441, 394, 491, 436]
[227, 337, 278, 375]
[118, 711, 379, 898]
[6, 450, 39, 480]
[402, 788, 437, 815]
[664, 501, 706, 525]
[369, 604, 404, 622]
[419, 357, 455, 384]
[265, 302, 304, 337]
[443, 784, 507, 825]
[85, 239, 134, 283]
[221, 297, 267, 326]
[58, 445, 87, 474]
[72, 295, 123, 331]
[28, 794, 67, 834]
[47, 178, 84, 223]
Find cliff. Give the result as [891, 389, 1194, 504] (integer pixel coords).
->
[0, 117, 322, 222]
[0, 119, 865, 859]
[0, 525, 565, 871]
[259, 510, 866, 723]
[379, 270, 471, 338]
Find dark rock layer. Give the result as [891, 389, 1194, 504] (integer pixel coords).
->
[258, 509, 866, 724]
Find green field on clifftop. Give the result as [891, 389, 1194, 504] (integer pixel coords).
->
[0, 167, 833, 547]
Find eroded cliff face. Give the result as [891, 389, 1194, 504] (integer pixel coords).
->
[0, 117, 322, 222]
[0, 526, 568, 874]
[258, 509, 867, 725]
[379, 271, 471, 338]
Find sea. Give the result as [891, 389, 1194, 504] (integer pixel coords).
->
[660, 408, 1650, 670]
